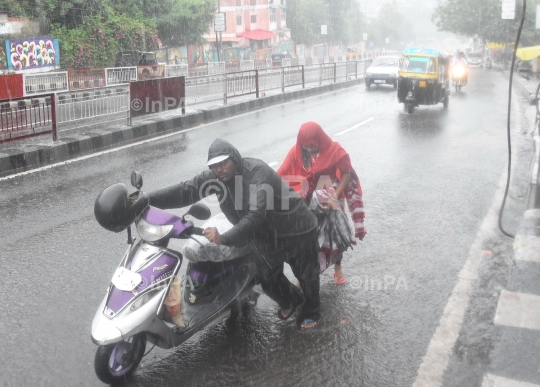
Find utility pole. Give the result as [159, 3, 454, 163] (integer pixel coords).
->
[216, 0, 222, 62]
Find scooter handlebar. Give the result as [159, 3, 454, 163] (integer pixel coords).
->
[192, 227, 205, 236]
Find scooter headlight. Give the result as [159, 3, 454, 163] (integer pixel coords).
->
[136, 217, 174, 242]
[127, 287, 163, 313]
[453, 67, 464, 77]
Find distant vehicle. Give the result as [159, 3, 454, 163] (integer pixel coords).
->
[365, 56, 401, 89]
[114, 51, 158, 67]
[516, 60, 533, 75]
[486, 58, 492, 69]
[114, 51, 161, 80]
[467, 52, 484, 67]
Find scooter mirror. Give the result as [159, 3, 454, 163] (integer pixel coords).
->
[131, 171, 143, 190]
[188, 203, 211, 220]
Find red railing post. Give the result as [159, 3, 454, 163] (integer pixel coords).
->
[50, 93, 57, 141]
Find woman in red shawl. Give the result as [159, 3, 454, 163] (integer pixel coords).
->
[277, 122, 366, 284]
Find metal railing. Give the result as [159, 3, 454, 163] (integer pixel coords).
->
[209, 62, 226, 75]
[23, 72, 69, 96]
[165, 64, 188, 78]
[185, 74, 225, 104]
[137, 65, 166, 80]
[240, 60, 255, 71]
[0, 94, 57, 143]
[224, 70, 258, 103]
[55, 85, 129, 125]
[68, 69, 106, 91]
[106, 67, 137, 86]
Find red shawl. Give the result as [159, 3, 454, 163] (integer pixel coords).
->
[277, 122, 366, 240]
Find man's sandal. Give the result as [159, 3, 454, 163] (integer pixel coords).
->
[277, 300, 302, 321]
[299, 319, 318, 331]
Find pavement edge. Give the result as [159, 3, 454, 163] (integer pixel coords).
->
[0, 77, 364, 178]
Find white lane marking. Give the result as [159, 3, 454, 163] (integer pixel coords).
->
[482, 374, 540, 387]
[0, 83, 365, 182]
[334, 117, 374, 136]
[494, 290, 540, 330]
[413, 92, 523, 387]
[268, 162, 278, 168]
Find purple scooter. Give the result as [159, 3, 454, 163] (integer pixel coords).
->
[91, 172, 259, 384]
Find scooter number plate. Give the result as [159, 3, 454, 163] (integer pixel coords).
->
[374, 80, 386, 84]
[112, 268, 142, 292]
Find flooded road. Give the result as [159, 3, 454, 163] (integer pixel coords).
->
[0, 68, 530, 386]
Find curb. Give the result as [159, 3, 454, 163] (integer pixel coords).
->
[0, 77, 365, 177]
[514, 75, 539, 106]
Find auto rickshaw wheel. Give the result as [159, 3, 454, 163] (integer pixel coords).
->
[393, 82, 397, 89]
[365, 80, 371, 89]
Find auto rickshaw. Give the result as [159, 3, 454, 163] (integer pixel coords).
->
[397, 48, 450, 114]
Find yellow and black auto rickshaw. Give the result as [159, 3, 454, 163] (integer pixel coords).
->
[397, 48, 450, 114]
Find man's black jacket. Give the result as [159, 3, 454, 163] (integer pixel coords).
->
[148, 139, 317, 247]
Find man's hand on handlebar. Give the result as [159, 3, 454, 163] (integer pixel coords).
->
[203, 227, 222, 245]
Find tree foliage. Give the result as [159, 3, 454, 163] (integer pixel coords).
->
[367, 3, 415, 49]
[432, 0, 540, 45]
[288, 0, 362, 46]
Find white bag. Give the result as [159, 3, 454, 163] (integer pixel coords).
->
[182, 213, 253, 263]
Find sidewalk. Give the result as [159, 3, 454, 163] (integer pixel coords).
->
[480, 74, 540, 387]
[0, 76, 364, 177]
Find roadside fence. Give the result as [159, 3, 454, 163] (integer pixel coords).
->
[68, 69, 106, 91]
[0, 93, 57, 144]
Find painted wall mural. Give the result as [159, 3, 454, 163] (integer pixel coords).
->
[155, 49, 168, 64]
[296, 45, 304, 57]
[9, 37, 56, 70]
[222, 47, 239, 62]
[168, 47, 188, 64]
[238, 48, 251, 61]
[202, 44, 214, 63]
[188, 45, 204, 64]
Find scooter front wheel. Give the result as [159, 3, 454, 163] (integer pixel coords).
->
[94, 332, 146, 384]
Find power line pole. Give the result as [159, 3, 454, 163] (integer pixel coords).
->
[216, 0, 222, 62]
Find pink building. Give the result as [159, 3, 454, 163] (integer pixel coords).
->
[204, 0, 290, 54]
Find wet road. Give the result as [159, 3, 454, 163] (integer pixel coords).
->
[0, 68, 528, 386]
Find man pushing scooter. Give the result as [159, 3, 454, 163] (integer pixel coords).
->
[148, 139, 320, 330]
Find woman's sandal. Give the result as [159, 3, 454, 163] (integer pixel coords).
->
[334, 270, 346, 285]
[299, 319, 318, 331]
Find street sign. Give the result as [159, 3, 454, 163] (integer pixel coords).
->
[363, 33, 368, 41]
[501, 0, 515, 20]
[536, 5, 540, 28]
[385, 38, 389, 44]
[214, 13, 226, 32]
[321, 25, 327, 35]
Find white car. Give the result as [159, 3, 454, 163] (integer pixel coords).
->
[467, 52, 483, 67]
[365, 56, 401, 89]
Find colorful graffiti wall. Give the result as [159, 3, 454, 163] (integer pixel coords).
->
[296, 45, 304, 57]
[256, 48, 270, 60]
[239, 48, 251, 61]
[155, 49, 168, 64]
[168, 47, 188, 64]
[7, 37, 58, 70]
[272, 41, 295, 55]
[188, 45, 204, 64]
[222, 47, 239, 62]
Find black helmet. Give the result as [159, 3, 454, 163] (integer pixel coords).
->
[94, 183, 149, 232]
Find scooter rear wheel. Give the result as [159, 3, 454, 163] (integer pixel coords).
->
[94, 333, 146, 384]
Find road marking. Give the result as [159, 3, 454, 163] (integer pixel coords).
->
[482, 374, 540, 387]
[334, 117, 374, 136]
[413, 92, 523, 387]
[0, 83, 366, 182]
[494, 290, 540, 330]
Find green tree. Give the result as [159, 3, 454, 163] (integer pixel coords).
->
[367, 3, 415, 50]
[432, 0, 540, 46]
[288, 0, 362, 46]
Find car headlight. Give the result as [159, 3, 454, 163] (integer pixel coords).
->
[136, 217, 174, 242]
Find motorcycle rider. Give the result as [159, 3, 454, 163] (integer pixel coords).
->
[452, 51, 469, 85]
[148, 139, 321, 330]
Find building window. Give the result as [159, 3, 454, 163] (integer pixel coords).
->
[270, 9, 276, 22]
[251, 14, 257, 23]
[282, 9, 286, 21]
[281, 0, 285, 4]
[237, 15, 242, 25]
[236, 0, 241, 5]
[250, 0, 256, 5]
